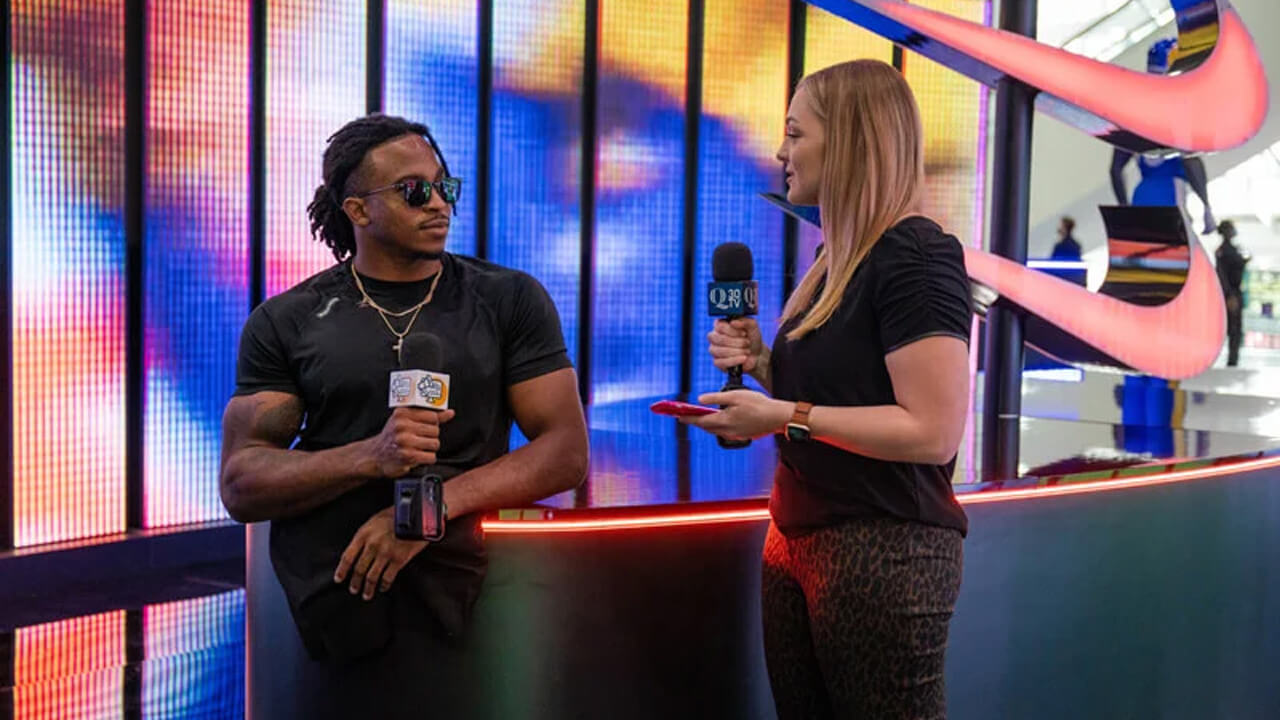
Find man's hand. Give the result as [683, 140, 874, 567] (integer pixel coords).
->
[361, 407, 456, 478]
[333, 507, 428, 600]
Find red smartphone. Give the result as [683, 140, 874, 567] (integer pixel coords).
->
[649, 399, 718, 417]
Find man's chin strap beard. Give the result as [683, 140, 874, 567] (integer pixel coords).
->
[354, 237, 444, 264]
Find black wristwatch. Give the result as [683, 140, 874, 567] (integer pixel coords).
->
[785, 401, 813, 442]
[394, 473, 446, 541]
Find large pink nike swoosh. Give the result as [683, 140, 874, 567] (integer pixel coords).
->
[807, 0, 1269, 153]
[962, 237, 1225, 380]
[758, 193, 1226, 378]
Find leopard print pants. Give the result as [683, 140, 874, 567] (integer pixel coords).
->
[761, 517, 964, 719]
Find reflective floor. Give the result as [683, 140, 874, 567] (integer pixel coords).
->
[4, 356, 1279, 718]
[1, 589, 245, 719]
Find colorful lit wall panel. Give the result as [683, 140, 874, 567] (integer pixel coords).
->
[142, 590, 245, 718]
[13, 611, 126, 718]
[804, 4, 893, 75]
[591, 0, 688, 405]
[384, 0, 478, 258]
[10, 0, 127, 547]
[694, 0, 789, 396]
[1, 1, 995, 540]
[490, 0, 584, 368]
[143, 0, 249, 528]
[265, 0, 365, 297]
[795, 2, 988, 277]
[689, 428, 776, 502]
[584, 402, 679, 507]
[905, 0, 989, 248]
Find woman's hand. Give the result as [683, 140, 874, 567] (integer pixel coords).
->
[681, 390, 794, 442]
[707, 318, 766, 374]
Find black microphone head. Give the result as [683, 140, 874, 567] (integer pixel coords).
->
[399, 332, 443, 370]
[712, 242, 753, 282]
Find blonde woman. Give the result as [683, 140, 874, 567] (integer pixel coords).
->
[684, 60, 972, 718]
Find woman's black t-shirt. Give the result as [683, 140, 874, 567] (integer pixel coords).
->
[768, 216, 972, 537]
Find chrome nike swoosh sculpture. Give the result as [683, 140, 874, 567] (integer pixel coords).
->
[804, 0, 1268, 154]
[765, 0, 1267, 378]
[762, 192, 1224, 379]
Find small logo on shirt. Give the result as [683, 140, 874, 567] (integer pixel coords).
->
[315, 297, 341, 318]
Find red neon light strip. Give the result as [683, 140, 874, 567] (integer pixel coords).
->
[960, 455, 1280, 504]
[484, 508, 771, 533]
[482, 455, 1280, 533]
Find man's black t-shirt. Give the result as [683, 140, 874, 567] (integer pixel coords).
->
[234, 252, 571, 661]
[769, 217, 972, 537]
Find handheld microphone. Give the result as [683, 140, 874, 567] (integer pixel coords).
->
[388, 333, 449, 541]
[388, 333, 451, 411]
[709, 242, 759, 449]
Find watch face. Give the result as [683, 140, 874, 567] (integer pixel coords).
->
[786, 424, 809, 442]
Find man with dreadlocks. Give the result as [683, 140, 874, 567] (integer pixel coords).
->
[219, 114, 588, 714]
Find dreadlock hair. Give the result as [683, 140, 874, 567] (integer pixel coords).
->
[306, 113, 453, 262]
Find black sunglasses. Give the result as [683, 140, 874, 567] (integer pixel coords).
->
[358, 176, 462, 207]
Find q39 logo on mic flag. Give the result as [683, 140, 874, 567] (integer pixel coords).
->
[707, 281, 759, 317]
[388, 370, 451, 410]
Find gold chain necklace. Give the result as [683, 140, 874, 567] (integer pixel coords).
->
[350, 262, 443, 364]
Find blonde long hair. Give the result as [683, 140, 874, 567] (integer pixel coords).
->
[780, 60, 925, 341]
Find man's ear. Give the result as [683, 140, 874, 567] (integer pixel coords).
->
[342, 197, 371, 227]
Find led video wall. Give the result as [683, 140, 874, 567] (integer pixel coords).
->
[797, 0, 988, 273]
[143, 0, 250, 529]
[489, 0, 585, 368]
[693, 0, 789, 396]
[9, 0, 128, 547]
[5, 0, 990, 543]
[905, 0, 989, 249]
[384, 0, 479, 259]
[264, 0, 366, 297]
[590, 0, 690, 405]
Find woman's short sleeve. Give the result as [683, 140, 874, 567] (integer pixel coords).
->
[872, 224, 973, 354]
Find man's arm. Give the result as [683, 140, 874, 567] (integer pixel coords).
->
[442, 367, 588, 519]
[333, 368, 587, 601]
[219, 391, 453, 523]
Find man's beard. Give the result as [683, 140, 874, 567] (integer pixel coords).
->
[410, 249, 444, 261]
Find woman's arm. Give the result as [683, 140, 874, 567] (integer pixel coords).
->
[688, 335, 969, 465]
[804, 335, 969, 464]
